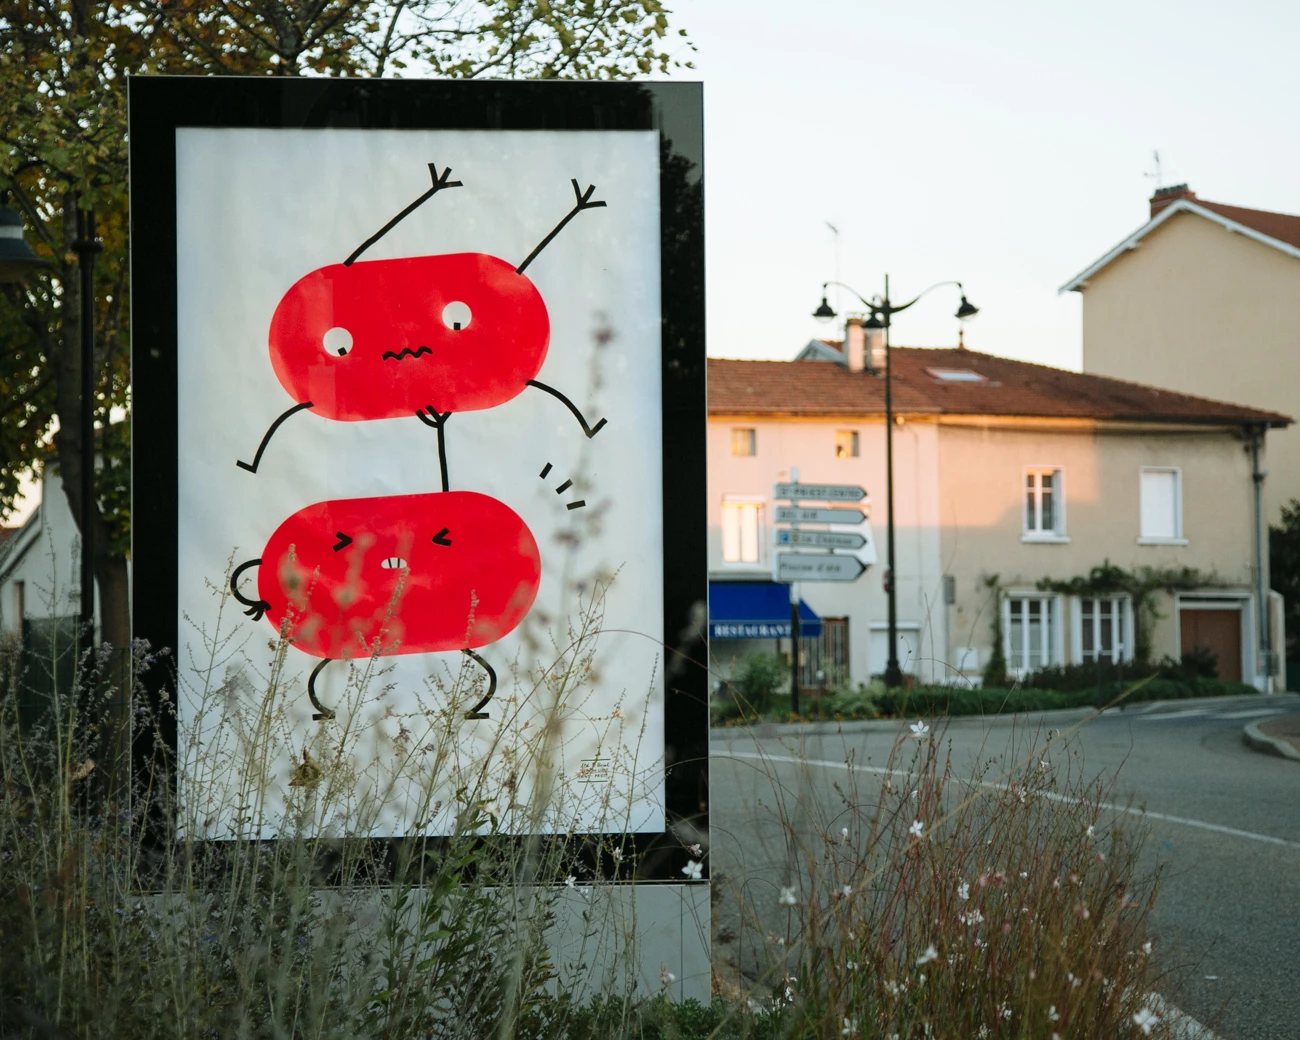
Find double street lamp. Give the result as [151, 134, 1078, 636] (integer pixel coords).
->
[813, 276, 978, 687]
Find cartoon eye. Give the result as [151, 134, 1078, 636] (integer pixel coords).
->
[442, 302, 472, 332]
[332, 531, 353, 552]
[322, 327, 352, 357]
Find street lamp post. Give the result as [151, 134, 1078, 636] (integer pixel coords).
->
[813, 277, 978, 687]
[73, 208, 101, 641]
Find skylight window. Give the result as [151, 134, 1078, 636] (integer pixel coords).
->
[927, 368, 986, 383]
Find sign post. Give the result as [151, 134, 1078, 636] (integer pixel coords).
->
[772, 480, 875, 715]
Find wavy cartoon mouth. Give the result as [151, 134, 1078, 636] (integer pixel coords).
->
[380, 557, 408, 570]
[382, 346, 432, 362]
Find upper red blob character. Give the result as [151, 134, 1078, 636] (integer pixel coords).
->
[268, 253, 550, 421]
[257, 490, 541, 659]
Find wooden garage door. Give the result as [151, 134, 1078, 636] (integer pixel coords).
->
[1179, 608, 1242, 682]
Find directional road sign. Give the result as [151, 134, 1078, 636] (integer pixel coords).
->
[774, 529, 867, 550]
[774, 506, 866, 525]
[774, 482, 867, 502]
[774, 553, 867, 582]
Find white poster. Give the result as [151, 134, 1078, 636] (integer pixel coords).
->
[174, 128, 664, 838]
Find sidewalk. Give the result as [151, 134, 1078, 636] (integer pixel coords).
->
[1242, 712, 1300, 762]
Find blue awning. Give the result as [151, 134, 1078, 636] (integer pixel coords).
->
[709, 581, 822, 640]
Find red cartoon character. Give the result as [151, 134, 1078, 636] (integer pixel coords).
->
[230, 490, 542, 721]
[238, 165, 608, 491]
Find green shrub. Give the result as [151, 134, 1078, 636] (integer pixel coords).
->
[719, 652, 787, 717]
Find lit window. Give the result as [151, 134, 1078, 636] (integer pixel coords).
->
[731, 428, 756, 456]
[835, 430, 859, 458]
[1140, 467, 1182, 541]
[1080, 597, 1130, 664]
[722, 499, 763, 563]
[1005, 595, 1058, 673]
[926, 368, 986, 382]
[1024, 468, 1063, 536]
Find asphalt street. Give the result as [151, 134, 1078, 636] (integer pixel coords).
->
[708, 694, 1300, 1040]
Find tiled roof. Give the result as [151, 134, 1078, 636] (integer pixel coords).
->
[1192, 199, 1300, 251]
[708, 348, 1292, 426]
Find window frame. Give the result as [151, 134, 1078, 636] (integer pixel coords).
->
[1137, 466, 1187, 545]
[720, 494, 765, 566]
[730, 427, 757, 457]
[1021, 466, 1068, 543]
[1070, 594, 1135, 665]
[1002, 592, 1063, 676]
[835, 429, 860, 458]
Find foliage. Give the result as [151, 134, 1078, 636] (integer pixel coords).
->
[1269, 498, 1300, 658]
[981, 573, 1009, 688]
[714, 652, 787, 722]
[1036, 561, 1222, 663]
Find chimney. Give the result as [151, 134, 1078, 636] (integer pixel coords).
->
[1150, 183, 1195, 220]
[867, 326, 885, 374]
[845, 316, 865, 373]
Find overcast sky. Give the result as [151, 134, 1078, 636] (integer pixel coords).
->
[672, 0, 1300, 369]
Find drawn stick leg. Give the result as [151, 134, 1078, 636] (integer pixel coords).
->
[462, 648, 496, 720]
[415, 407, 452, 491]
[307, 659, 337, 721]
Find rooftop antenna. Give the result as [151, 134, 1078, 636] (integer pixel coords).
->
[826, 220, 841, 318]
[1145, 149, 1164, 190]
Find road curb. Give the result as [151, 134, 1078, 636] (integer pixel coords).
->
[1242, 718, 1300, 762]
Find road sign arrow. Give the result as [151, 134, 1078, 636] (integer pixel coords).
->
[774, 553, 867, 582]
[774, 506, 866, 525]
[774, 529, 867, 550]
[774, 482, 867, 502]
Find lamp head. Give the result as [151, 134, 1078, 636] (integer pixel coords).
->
[812, 293, 836, 322]
[955, 295, 979, 321]
[863, 310, 885, 330]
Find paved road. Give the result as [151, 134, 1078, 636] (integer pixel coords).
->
[709, 694, 1300, 1040]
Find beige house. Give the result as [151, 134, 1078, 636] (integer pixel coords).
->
[1062, 185, 1300, 523]
[708, 332, 1288, 691]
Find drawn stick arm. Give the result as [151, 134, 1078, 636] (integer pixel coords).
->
[230, 558, 271, 621]
[515, 179, 607, 275]
[462, 648, 497, 720]
[237, 401, 314, 474]
[345, 163, 462, 266]
[526, 379, 607, 438]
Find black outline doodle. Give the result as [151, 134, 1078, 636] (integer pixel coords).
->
[382, 346, 432, 362]
[332, 531, 353, 552]
[554, 479, 573, 494]
[461, 648, 497, 719]
[307, 658, 337, 720]
[539, 462, 552, 479]
[230, 558, 271, 620]
[516, 180, 607, 275]
[526, 380, 607, 438]
[431, 527, 452, 546]
[237, 400, 315, 473]
[566, 501, 586, 510]
[414, 407, 452, 492]
[344, 163, 462, 267]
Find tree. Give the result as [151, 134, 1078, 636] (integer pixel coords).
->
[0, 0, 691, 632]
[1269, 499, 1300, 661]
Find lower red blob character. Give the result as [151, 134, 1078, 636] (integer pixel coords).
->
[256, 490, 540, 659]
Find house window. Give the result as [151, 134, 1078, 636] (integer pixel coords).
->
[1140, 467, 1182, 542]
[721, 498, 763, 563]
[730, 428, 756, 457]
[1079, 597, 1130, 664]
[1024, 468, 1063, 537]
[835, 430, 859, 458]
[1005, 595, 1058, 674]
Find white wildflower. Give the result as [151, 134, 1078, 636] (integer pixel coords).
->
[915, 943, 939, 966]
[1133, 1007, 1160, 1035]
[1141, 940, 1152, 955]
[779, 886, 798, 906]
[957, 881, 971, 901]
[1086, 825, 1095, 838]
[660, 966, 676, 987]
[909, 720, 929, 739]
[687, 843, 702, 857]
[682, 859, 703, 880]
[611, 847, 623, 862]
[841, 1018, 858, 1036]
[1048, 1005, 1060, 1022]
[564, 875, 577, 889]
[909, 820, 924, 839]
[840, 885, 852, 898]
[840, 827, 850, 842]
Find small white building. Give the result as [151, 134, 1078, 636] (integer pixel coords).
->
[708, 324, 1288, 693]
